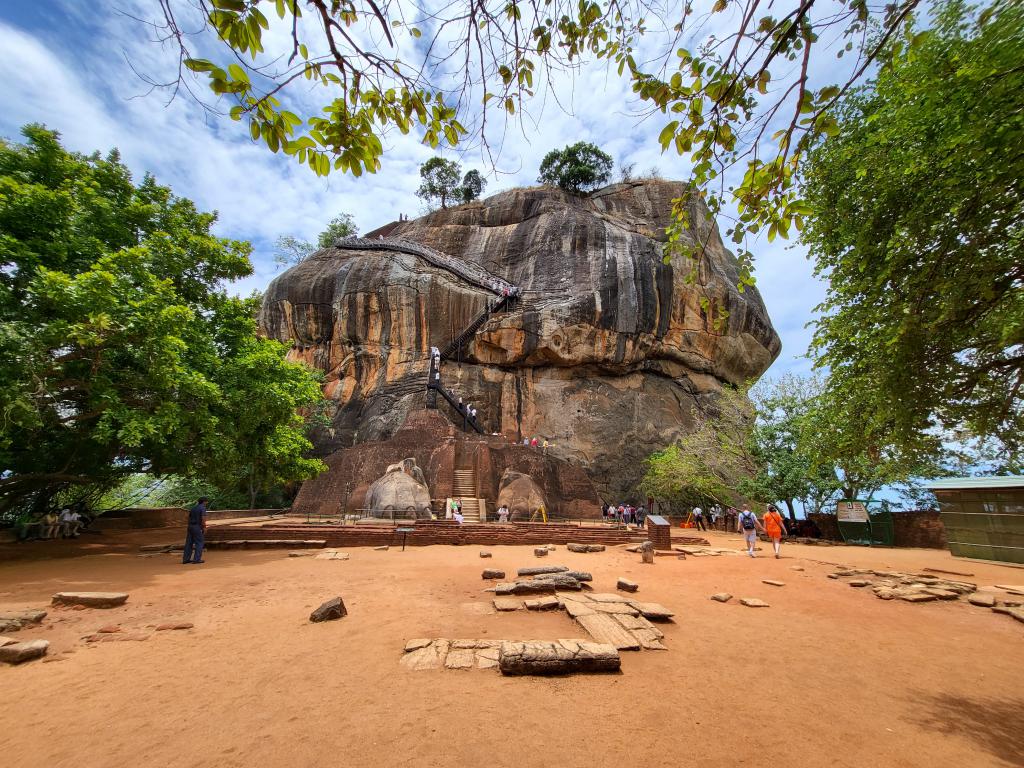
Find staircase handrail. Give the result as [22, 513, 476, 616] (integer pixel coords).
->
[333, 236, 517, 297]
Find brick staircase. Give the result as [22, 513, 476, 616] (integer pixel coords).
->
[452, 467, 483, 522]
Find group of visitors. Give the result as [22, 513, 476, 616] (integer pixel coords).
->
[602, 503, 646, 526]
[735, 503, 788, 558]
[447, 498, 465, 524]
[520, 436, 549, 453]
[15, 503, 89, 541]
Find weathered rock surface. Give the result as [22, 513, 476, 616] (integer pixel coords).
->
[0, 639, 49, 664]
[534, 547, 548, 557]
[493, 598, 523, 611]
[482, 569, 505, 580]
[309, 597, 348, 622]
[968, 593, 996, 608]
[365, 458, 431, 517]
[495, 577, 582, 594]
[497, 469, 548, 518]
[499, 640, 621, 675]
[524, 596, 560, 611]
[262, 180, 780, 500]
[52, 592, 128, 608]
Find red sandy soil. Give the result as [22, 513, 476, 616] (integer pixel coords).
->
[0, 527, 1022, 768]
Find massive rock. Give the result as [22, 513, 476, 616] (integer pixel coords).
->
[365, 457, 432, 517]
[261, 180, 779, 499]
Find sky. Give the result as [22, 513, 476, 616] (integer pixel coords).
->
[0, 0, 828, 381]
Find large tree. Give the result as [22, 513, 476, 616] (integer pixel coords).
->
[801, 0, 1024, 466]
[537, 142, 614, 194]
[147, 0, 927, 285]
[0, 125, 325, 516]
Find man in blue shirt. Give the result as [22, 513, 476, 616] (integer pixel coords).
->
[182, 497, 208, 564]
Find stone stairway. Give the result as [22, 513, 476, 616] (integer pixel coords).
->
[452, 468, 483, 522]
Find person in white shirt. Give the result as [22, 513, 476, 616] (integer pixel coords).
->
[692, 506, 706, 531]
[453, 509, 464, 525]
[59, 508, 81, 538]
[737, 506, 765, 557]
[496, 505, 509, 523]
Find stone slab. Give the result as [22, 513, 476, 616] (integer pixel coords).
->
[482, 569, 505, 580]
[710, 593, 733, 603]
[52, 592, 128, 608]
[400, 640, 449, 670]
[630, 628, 668, 650]
[575, 613, 642, 650]
[405, 638, 433, 652]
[524, 596, 560, 611]
[592, 602, 641, 617]
[517, 566, 570, 577]
[762, 580, 785, 587]
[499, 640, 620, 675]
[967, 594, 996, 608]
[493, 598, 523, 611]
[627, 601, 675, 620]
[0, 639, 49, 664]
[616, 578, 639, 593]
[562, 600, 596, 619]
[587, 593, 631, 604]
[740, 598, 769, 608]
[444, 648, 478, 669]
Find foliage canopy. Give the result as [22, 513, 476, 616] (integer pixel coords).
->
[801, 0, 1024, 467]
[0, 125, 326, 516]
[148, 0, 928, 286]
[537, 142, 614, 194]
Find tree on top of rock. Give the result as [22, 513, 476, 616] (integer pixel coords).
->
[537, 143, 613, 194]
[274, 212, 359, 268]
[416, 157, 486, 209]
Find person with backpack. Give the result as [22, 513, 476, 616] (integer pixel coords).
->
[736, 505, 764, 557]
[764, 504, 788, 558]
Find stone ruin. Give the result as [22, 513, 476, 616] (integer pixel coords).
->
[364, 457, 432, 518]
[495, 469, 546, 518]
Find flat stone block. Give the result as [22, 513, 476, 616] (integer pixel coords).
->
[628, 602, 675, 620]
[524, 596, 560, 611]
[534, 548, 549, 557]
[740, 598, 769, 608]
[52, 592, 128, 608]
[517, 566, 569, 577]
[616, 578, 639, 593]
[0, 639, 49, 664]
[762, 580, 785, 587]
[493, 598, 523, 611]
[482, 569, 505, 580]
[574, 613, 641, 650]
[710, 593, 732, 603]
[499, 640, 620, 675]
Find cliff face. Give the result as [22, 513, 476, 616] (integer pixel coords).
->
[259, 179, 781, 499]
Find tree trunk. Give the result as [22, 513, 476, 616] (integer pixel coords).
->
[248, 468, 257, 511]
[784, 499, 797, 521]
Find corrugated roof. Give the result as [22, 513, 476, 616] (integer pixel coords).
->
[927, 476, 1024, 491]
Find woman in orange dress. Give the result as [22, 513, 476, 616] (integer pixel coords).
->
[764, 504, 788, 559]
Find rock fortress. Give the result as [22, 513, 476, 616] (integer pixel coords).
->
[259, 179, 781, 518]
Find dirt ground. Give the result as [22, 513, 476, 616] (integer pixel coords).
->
[1, 527, 1022, 768]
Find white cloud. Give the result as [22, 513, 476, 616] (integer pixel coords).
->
[0, 2, 826, 376]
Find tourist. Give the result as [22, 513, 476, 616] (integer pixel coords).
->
[693, 506, 706, 531]
[42, 509, 60, 540]
[636, 505, 646, 526]
[530, 437, 538, 447]
[764, 504, 788, 559]
[710, 504, 721, 530]
[497, 504, 510, 523]
[523, 437, 530, 446]
[453, 507, 464, 525]
[183, 497, 208, 564]
[737, 505, 764, 557]
[59, 507, 81, 538]
[542, 439, 549, 455]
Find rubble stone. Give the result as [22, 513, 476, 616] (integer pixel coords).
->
[740, 598, 769, 608]
[616, 578, 639, 593]
[0, 639, 49, 664]
[309, 597, 348, 622]
[710, 593, 733, 603]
